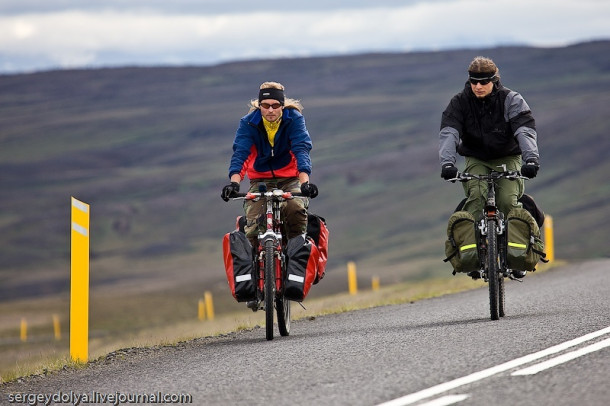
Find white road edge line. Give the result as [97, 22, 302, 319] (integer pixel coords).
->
[418, 394, 469, 406]
[512, 337, 610, 376]
[375, 326, 610, 406]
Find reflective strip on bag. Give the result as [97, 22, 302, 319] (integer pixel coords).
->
[460, 244, 477, 251]
[288, 274, 304, 283]
[508, 242, 527, 249]
[235, 274, 252, 282]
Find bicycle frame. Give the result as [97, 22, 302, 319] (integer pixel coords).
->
[255, 188, 290, 294]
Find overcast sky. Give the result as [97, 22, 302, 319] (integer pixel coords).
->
[1, 0, 609, 73]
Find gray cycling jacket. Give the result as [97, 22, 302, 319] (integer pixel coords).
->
[439, 81, 539, 167]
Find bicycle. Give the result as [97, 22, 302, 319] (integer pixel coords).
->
[448, 168, 528, 320]
[231, 183, 308, 340]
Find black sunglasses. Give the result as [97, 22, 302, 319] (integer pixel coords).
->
[260, 102, 282, 110]
[469, 75, 496, 85]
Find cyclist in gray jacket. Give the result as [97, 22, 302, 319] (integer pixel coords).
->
[439, 56, 540, 220]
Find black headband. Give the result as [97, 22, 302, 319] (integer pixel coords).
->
[258, 88, 285, 104]
[468, 71, 497, 80]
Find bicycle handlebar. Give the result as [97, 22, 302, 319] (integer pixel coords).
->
[231, 189, 307, 201]
[447, 170, 528, 183]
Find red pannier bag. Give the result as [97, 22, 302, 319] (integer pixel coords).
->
[284, 234, 319, 301]
[222, 218, 256, 302]
[306, 213, 329, 284]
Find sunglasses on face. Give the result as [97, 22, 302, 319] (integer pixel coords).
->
[469, 75, 496, 85]
[260, 102, 282, 110]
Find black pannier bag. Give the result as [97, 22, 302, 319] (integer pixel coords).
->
[444, 211, 480, 273]
[222, 227, 256, 302]
[284, 234, 319, 301]
[506, 207, 547, 271]
[306, 213, 329, 284]
[518, 194, 545, 228]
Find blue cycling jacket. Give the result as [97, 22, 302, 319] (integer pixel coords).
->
[228, 108, 312, 180]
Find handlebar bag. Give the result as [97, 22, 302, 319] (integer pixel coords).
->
[444, 211, 481, 273]
[284, 234, 319, 301]
[222, 228, 256, 302]
[306, 213, 329, 284]
[506, 207, 547, 271]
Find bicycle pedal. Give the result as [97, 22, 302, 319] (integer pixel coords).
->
[507, 274, 524, 282]
[246, 300, 260, 311]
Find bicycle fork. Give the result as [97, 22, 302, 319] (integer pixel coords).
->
[258, 200, 284, 295]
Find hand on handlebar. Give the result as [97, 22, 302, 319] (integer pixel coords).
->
[520, 159, 539, 179]
[300, 182, 319, 198]
[221, 181, 240, 201]
[440, 163, 459, 181]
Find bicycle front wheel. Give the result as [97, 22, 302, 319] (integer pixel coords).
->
[487, 218, 500, 321]
[264, 239, 275, 340]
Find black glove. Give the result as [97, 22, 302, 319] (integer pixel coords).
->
[300, 182, 318, 198]
[221, 182, 240, 201]
[440, 163, 458, 180]
[521, 159, 540, 179]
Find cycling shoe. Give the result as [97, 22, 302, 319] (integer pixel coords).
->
[511, 270, 527, 279]
[246, 300, 259, 312]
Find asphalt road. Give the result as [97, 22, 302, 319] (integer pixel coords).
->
[2, 259, 609, 406]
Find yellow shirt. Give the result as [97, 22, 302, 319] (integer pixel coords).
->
[263, 117, 281, 147]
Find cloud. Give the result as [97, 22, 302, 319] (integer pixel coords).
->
[0, 0, 608, 73]
[0, 0, 431, 15]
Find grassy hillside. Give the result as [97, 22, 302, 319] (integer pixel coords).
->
[1, 40, 609, 310]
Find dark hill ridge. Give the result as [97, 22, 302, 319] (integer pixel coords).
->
[1, 40, 609, 301]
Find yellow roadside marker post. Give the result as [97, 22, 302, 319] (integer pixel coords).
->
[204, 291, 215, 321]
[20, 318, 27, 342]
[372, 276, 380, 291]
[53, 314, 62, 340]
[70, 197, 90, 362]
[198, 299, 206, 321]
[347, 261, 358, 295]
[543, 214, 555, 263]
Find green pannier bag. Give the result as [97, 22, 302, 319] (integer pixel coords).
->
[506, 207, 547, 271]
[444, 211, 480, 273]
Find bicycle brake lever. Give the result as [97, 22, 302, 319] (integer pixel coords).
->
[450, 172, 471, 183]
[446, 173, 460, 183]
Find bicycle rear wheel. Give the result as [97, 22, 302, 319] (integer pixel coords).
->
[264, 239, 275, 340]
[498, 273, 506, 317]
[487, 219, 500, 320]
[276, 296, 290, 336]
[498, 231, 506, 318]
[276, 248, 290, 336]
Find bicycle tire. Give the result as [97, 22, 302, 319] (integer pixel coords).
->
[276, 296, 291, 336]
[276, 248, 290, 336]
[487, 218, 500, 321]
[498, 222, 507, 318]
[498, 276, 505, 317]
[264, 239, 275, 340]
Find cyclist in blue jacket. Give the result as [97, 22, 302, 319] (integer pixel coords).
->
[221, 82, 318, 246]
